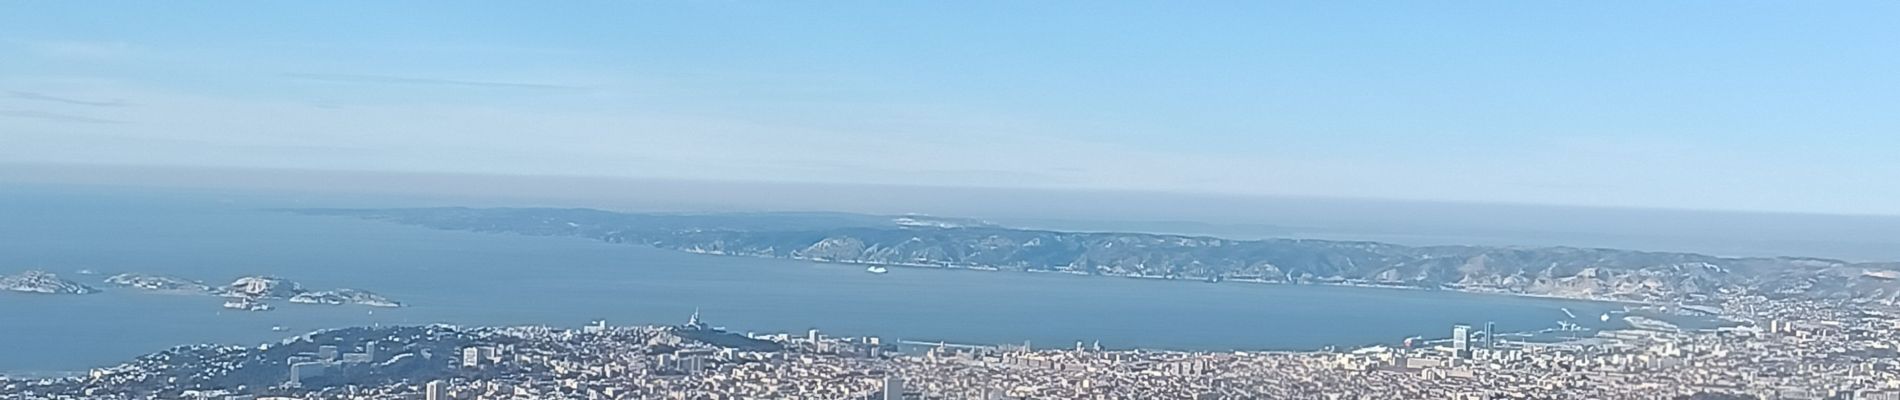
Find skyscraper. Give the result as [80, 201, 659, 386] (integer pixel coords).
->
[1451, 324, 1472, 358]
[883, 374, 905, 400]
[425, 380, 445, 400]
[1484, 322, 1497, 350]
[462, 346, 494, 368]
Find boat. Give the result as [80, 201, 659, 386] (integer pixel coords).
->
[866, 266, 889, 274]
[222, 297, 273, 312]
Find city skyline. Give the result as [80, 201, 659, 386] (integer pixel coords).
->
[2, 3, 1893, 399]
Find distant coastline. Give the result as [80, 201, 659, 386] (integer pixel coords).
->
[698, 249, 1661, 308]
[292, 207, 1899, 308]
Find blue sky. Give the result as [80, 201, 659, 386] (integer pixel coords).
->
[3, 2, 1898, 214]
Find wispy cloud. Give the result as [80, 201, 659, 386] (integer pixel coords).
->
[10, 40, 138, 60]
[0, 109, 125, 124]
[7, 91, 129, 107]
[283, 73, 586, 91]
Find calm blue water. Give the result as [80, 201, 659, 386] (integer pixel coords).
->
[0, 185, 1625, 374]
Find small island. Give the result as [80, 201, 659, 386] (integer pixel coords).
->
[0, 270, 98, 295]
[85, 271, 407, 311]
[290, 289, 402, 308]
[104, 273, 220, 294]
[228, 276, 306, 299]
[224, 275, 403, 309]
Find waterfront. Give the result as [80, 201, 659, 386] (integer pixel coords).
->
[0, 186, 1626, 374]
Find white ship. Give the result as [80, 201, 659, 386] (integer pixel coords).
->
[866, 266, 889, 274]
[222, 297, 273, 312]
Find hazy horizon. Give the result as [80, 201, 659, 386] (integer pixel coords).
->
[9, 162, 1900, 263]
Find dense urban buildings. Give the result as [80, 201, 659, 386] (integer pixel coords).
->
[4, 290, 1895, 400]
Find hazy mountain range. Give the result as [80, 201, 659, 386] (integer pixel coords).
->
[289, 207, 1900, 305]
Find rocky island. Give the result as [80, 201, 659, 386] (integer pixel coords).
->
[84, 272, 406, 310]
[226, 276, 402, 309]
[290, 289, 402, 308]
[103, 273, 220, 294]
[227, 276, 305, 299]
[0, 270, 98, 295]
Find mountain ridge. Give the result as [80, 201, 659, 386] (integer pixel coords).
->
[287, 207, 1900, 305]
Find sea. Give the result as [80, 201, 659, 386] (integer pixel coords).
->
[1, 185, 1637, 375]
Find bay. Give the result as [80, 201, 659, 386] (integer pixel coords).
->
[0, 185, 1625, 374]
